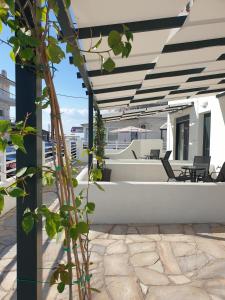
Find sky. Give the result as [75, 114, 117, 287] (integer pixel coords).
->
[0, 23, 88, 134]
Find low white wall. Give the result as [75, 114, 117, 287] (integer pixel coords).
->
[76, 180, 225, 224]
[108, 139, 163, 159]
[108, 160, 192, 182]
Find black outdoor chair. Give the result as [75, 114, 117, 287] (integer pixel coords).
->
[150, 149, 160, 159]
[163, 150, 172, 160]
[131, 150, 138, 159]
[205, 162, 225, 182]
[193, 156, 211, 181]
[160, 158, 190, 182]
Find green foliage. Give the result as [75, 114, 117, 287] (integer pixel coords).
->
[94, 111, 106, 171]
[0, 193, 4, 214]
[57, 282, 65, 293]
[0, 1, 133, 297]
[103, 57, 115, 72]
[22, 212, 34, 234]
[10, 134, 26, 153]
[8, 186, 27, 197]
[85, 202, 95, 214]
[90, 168, 102, 181]
[46, 216, 57, 239]
[42, 171, 55, 186]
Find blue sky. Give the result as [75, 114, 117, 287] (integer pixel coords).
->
[0, 25, 88, 134]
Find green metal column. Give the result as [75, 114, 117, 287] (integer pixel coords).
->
[16, 53, 42, 300]
[88, 92, 94, 169]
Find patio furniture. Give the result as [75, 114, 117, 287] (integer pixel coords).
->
[163, 150, 172, 160]
[205, 162, 225, 182]
[149, 149, 160, 159]
[131, 150, 138, 159]
[181, 165, 206, 182]
[193, 156, 211, 181]
[161, 158, 190, 182]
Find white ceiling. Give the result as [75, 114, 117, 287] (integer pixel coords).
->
[71, 0, 225, 110]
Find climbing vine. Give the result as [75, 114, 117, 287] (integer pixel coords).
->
[0, 0, 133, 299]
[94, 110, 106, 171]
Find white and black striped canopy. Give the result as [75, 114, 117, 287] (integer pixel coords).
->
[72, 0, 225, 110]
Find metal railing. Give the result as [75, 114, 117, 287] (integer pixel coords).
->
[0, 140, 77, 182]
[82, 141, 130, 151]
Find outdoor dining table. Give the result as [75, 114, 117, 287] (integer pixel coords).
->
[181, 165, 206, 182]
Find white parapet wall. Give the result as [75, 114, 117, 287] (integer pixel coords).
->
[77, 162, 225, 224]
[107, 139, 163, 159]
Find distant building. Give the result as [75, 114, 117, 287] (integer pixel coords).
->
[71, 126, 83, 133]
[0, 70, 15, 120]
[81, 113, 167, 149]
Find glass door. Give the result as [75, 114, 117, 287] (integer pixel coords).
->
[176, 115, 190, 160]
[203, 113, 211, 157]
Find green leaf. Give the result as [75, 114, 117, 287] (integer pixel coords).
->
[73, 53, 84, 67]
[103, 57, 115, 72]
[91, 35, 102, 50]
[26, 167, 37, 178]
[60, 271, 70, 284]
[46, 43, 65, 64]
[72, 178, 78, 188]
[17, 30, 40, 47]
[8, 186, 26, 197]
[90, 287, 101, 293]
[0, 138, 8, 152]
[16, 167, 28, 178]
[75, 196, 82, 208]
[57, 282, 65, 293]
[123, 25, 133, 41]
[122, 42, 132, 58]
[77, 221, 89, 234]
[91, 168, 102, 181]
[69, 226, 79, 240]
[20, 48, 34, 61]
[0, 120, 11, 133]
[66, 42, 73, 54]
[42, 172, 55, 186]
[37, 205, 50, 218]
[45, 217, 57, 239]
[22, 213, 34, 234]
[93, 181, 105, 192]
[61, 205, 74, 212]
[0, 193, 4, 214]
[65, 0, 71, 8]
[112, 41, 124, 56]
[85, 202, 95, 214]
[23, 126, 37, 134]
[10, 134, 26, 153]
[108, 30, 121, 48]
[0, 19, 2, 34]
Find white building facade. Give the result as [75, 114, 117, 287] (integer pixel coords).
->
[82, 113, 167, 149]
[0, 70, 15, 119]
[167, 94, 225, 168]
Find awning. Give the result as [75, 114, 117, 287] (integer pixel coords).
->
[110, 126, 152, 133]
[102, 103, 193, 122]
[71, 0, 225, 110]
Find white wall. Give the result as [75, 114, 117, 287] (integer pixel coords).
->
[167, 96, 225, 168]
[107, 139, 163, 159]
[76, 179, 225, 224]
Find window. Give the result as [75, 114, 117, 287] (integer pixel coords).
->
[203, 113, 211, 157]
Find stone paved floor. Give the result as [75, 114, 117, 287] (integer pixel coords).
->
[1, 213, 225, 299]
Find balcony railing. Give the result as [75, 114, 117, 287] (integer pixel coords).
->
[0, 140, 77, 182]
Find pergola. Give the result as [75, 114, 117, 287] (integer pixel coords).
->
[14, 0, 225, 299]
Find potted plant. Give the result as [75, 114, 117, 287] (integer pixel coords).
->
[94, 110, 111, 181]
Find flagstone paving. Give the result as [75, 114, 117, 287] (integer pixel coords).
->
[1, 214, 225, 299]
